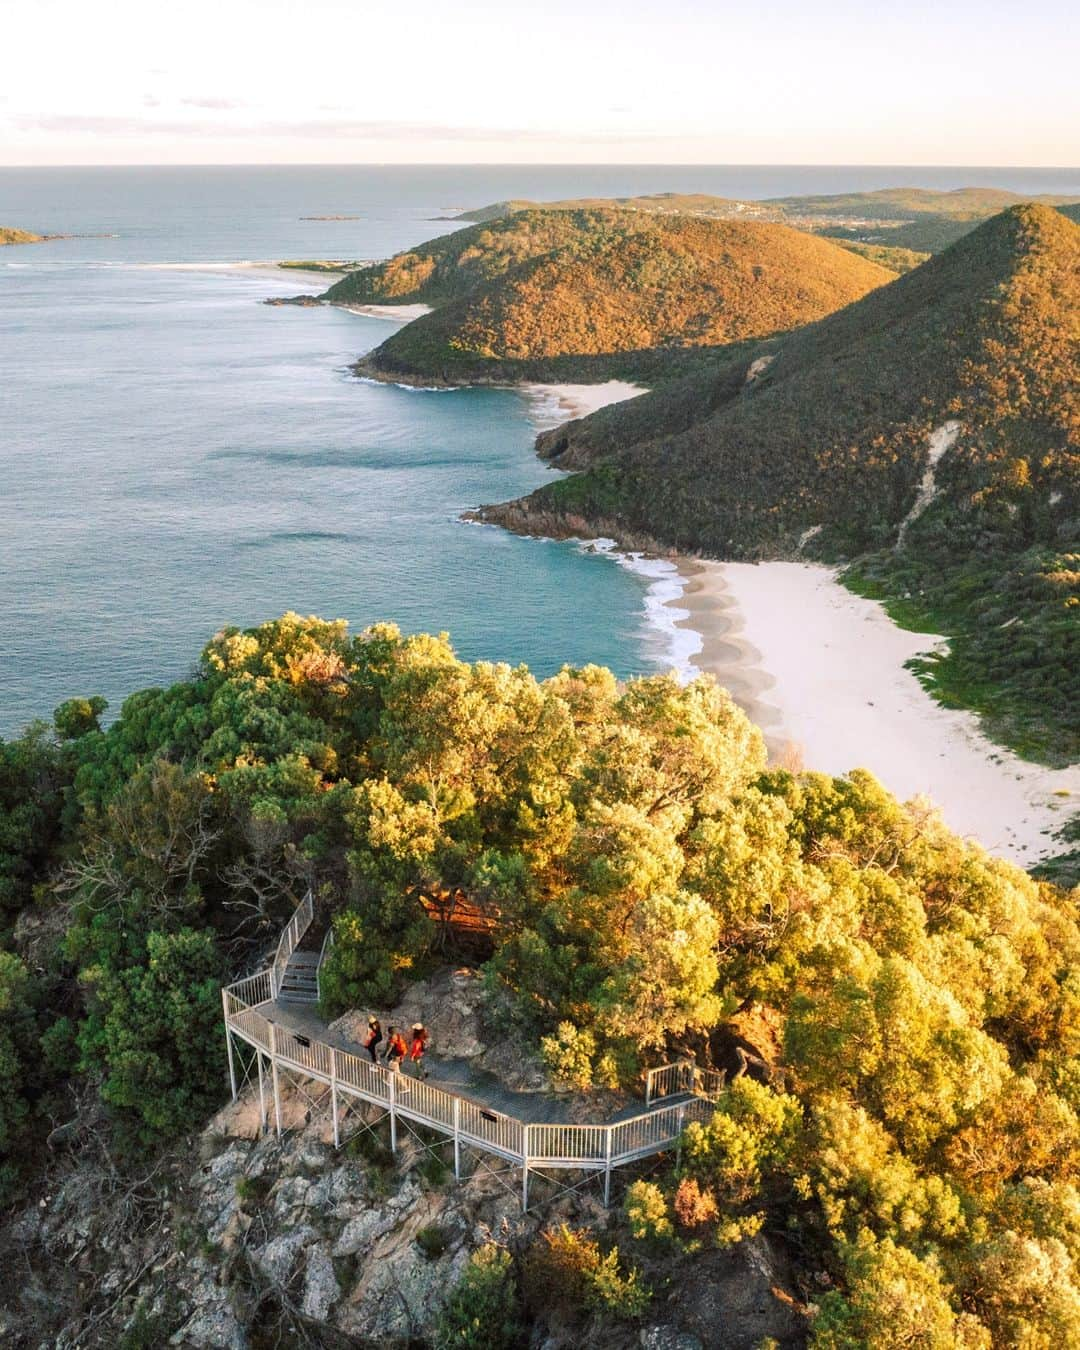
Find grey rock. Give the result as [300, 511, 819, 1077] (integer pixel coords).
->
[641, 1328, 704, 1350]
[169, 1281, 247, 1350]
[301, 1243, 340, 1321]
[251, 1224, 316, 1286]
[333, 1207, 401, 1256]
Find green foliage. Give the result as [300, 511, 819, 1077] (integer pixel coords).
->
[435, 1243, 520, 1349]
[317, 907, 423, 1016]
[0, 952, 39, 1201]
[523, 1225, 649, 1321]
[54, 695, 107, 741]
[0, 721, 68, 922]
[811, 1232, 988, 1348]
[76, 928, 225, 1142]
[625, 1179, 674, 1242]
[5, 607, 1080, 1340]
[415, 1223, 449, 1258]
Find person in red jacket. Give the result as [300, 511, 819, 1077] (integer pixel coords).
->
[408, 1022, 429, 1079]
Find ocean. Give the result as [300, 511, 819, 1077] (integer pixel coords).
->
[3, 164, 1078, 736]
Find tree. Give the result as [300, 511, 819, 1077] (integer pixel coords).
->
[76, 928, 225, 1141]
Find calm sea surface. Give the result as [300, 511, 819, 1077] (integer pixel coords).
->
[3, 165, 1078, 735]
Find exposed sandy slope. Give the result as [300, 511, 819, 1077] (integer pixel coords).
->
[667, 559, 1078, 866]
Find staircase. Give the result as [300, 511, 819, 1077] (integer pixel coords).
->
[277, 949, 320, 1005]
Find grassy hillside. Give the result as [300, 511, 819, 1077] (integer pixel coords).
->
[350, 211, 893, 385]
[481, 205, 1080, 767]
[0, 226, 42, 245]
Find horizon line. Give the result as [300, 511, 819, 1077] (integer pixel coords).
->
[2, 160, 1080, 172]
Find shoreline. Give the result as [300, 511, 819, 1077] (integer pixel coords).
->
[655, 556, 1078, 866]
[520, 380, 646, 428]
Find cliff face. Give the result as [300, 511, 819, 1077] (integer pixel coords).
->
[0, 1083, 806, 1349]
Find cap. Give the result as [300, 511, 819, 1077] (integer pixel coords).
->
[412, 1022, 423, 1031]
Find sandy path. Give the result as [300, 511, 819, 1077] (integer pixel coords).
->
[666, 558, 1077, 866]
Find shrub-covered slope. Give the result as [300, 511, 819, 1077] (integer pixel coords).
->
[4, 614, 1080, 1344]
[347, 210, 893, 384]
[482, 205, 1080, 763]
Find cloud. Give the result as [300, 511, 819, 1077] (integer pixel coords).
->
[143, 95, 161, 108]
[179, 96, 243, 110]
[13, 113, 654, 144]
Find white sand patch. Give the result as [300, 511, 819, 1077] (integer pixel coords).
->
[338, 302, 434, 322]
[521, 381, 646, 430]
[896, 421, 961, 547]
[672, 559, 1077, 865]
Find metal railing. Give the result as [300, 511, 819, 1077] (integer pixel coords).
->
[315, 925, 334, 1005]
[223, 897, 732, 1208]
[269, 890, 314, 998]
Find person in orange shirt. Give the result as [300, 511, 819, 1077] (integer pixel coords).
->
[384, 1026, 408, 1073]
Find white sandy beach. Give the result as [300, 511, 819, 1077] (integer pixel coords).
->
[338, 302, 434, 322]
[521, 381, 645, 429]
[663, 558, 1077, 866]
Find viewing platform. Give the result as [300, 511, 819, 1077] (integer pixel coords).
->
[222, 894, 725, 1210]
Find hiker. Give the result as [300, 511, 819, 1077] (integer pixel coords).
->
[362, 1015, 382, 1064]
[408, 1022, 429, 1078]
[384, 1025, 408, 1074]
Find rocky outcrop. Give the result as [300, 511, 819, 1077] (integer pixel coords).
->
[0, 1056, 807, 1348]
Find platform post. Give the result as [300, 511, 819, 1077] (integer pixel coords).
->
[269, 1021, 283, 1137]
[453, 1098, 461, 1181]
[330, 1047, 340, 1150]
[257, 1050, 267, 1131]
[603, 1127, 613, 1207]
[522, 1126, 530, 1212]
[389, 1070, 397, 1154]
[222, 990, 237, 1102]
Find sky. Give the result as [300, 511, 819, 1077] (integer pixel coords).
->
[2, 0, 1078, 166]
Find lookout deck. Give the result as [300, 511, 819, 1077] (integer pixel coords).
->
[222, 894, 724, 1209]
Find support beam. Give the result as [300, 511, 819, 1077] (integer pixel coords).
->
[389, 1070, 397, 1154]
[603, 1127, 613, 1207]
[453, 1098, 461, 1181]
[269, 1021, 283, 1137]
[222, 990, 237, 1102]
[522, 1125, 531, 1212]
[330, 1048, 340, 1150]
[257, 1050, 266, 1132]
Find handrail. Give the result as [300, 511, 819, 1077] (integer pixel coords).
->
[269, 891, 314, 999]
[225, 896, 732, 1192]
[225, 970, 720, 1176]
[315, 925, 335, 1005]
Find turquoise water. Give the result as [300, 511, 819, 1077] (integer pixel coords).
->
[3, 165, 1079, 735]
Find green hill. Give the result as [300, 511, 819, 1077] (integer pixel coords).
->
[480, 205, 1080, 767]
[451, 188, 1080, 254]
[0, 226, 43, 245]
[346, 210, 894, 385]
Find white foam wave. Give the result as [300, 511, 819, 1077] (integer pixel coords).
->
[575, 540, 702, 682]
